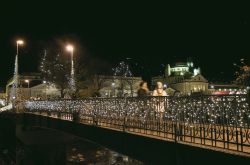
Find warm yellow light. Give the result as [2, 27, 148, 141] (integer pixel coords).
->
[17, 40, 24, 45]
[25, 79, 29, 83]
[66, 45, 74, 52]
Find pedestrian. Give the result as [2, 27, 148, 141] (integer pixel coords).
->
[137, 81, 149, 97]
[152, 81, 168, 96]
[152, 81, 168, 123]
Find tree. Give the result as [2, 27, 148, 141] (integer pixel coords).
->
[39, 43, 113, 98]
[113, 61, 133, 97]
[39, 36, 89, 98]
[75, 56, 112, 98]
[234, 59, 250, 86]
[40, 50, 70, 98]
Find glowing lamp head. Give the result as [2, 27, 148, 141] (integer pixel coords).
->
[17, 40, 24, 45]
[25, 79, 29, 83]
[66, 45, 74, 52]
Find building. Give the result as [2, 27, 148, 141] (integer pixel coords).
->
[208, 84, 248, 95]
[78, 75, 143, 97]
[29, 83, 61, 100]
[6, 73, 61, 102]
[152, 60, 209, 96]
[98, 76, 142, 97]
[6, 73, 143, 100]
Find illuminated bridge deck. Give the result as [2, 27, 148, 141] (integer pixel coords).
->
[23, 95, 250, 157]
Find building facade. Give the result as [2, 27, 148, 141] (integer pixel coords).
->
[152, 60, 209, 96]
[98, 76, 142, 97]
[6, 73, 43, 102]
[208, 84, 248, 95]
[6, 73, 61, 102]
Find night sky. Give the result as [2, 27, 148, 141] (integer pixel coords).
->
[1, 2, 250, 88]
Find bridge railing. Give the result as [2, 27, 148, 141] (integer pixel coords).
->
[23, 95, 250, 154]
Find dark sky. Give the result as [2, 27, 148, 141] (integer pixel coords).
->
[1, 2, 250, 87]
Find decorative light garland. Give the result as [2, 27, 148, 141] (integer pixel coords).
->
[23, 95, 250, 127]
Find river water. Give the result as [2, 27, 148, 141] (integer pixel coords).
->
[16, 126, 145, 165]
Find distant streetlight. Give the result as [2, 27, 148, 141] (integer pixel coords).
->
[43, 80, 48, 99]
[25, 79, 31, 99]
[25, 79, 30, 88]
[111, 82, 115, 97]
[66, 44, 76, 94]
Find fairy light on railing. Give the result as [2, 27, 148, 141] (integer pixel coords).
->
[23, 95, 250, 127]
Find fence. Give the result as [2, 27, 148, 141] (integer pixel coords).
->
[23, 95, 250, 154]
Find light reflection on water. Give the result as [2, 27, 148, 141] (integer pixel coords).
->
[16, 126, 144, 165]
[66, 139, 144, 165]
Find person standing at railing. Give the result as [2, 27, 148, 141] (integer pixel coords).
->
[152, 81, 168, 122]
[152, 81, 168, 97]
[137, 81, 150, 97]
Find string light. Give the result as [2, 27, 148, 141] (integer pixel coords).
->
[24, 95, 250, 127]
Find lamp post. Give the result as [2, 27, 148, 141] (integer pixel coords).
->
[25, 79, 30, 99]
[66, 45, 76, 95]
[43, 80, 47, 100]
[25, 79, 29, 88]
[25, 80, 31, 98]
[12, 40, 24, 108]
[17, 40, 24, 55]
[111, 82, 115, 97]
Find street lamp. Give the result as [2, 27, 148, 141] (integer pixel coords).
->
[66, 44, 76, 95]
[25, 79, 30, 88]
[12, 39, 24, 107]
[17, 40, 24, 55]
[111, 82, 115, 97]
[43, 80, 48, 100]
[25, 79, 30, 99]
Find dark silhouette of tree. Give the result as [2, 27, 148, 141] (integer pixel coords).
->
[76, 56, 112, 97]
[39, 41, 112, 98]
[234, 59, 250, 86]
[40, 49, 70, 98]
[113, 61, 133, 97]
[39, 36, 84, 98]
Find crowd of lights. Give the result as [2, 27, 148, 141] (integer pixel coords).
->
[23, 95, 250, 127]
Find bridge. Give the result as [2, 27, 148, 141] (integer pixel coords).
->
[5, 95, 250, 164]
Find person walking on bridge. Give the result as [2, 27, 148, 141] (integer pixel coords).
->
[137, 81, 149, 97]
